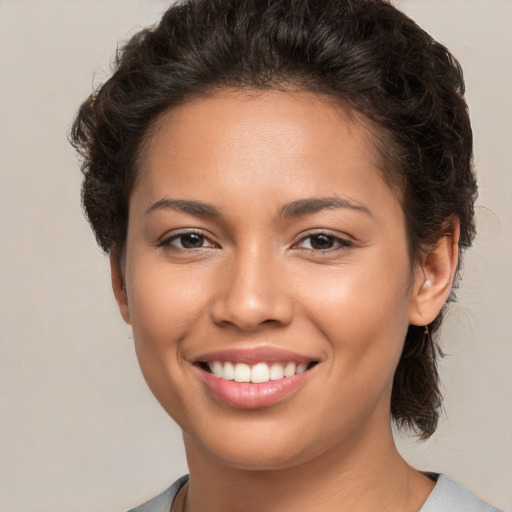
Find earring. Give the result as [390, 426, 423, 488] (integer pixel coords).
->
[422, 325, 431, 356]
[424, 324, 442, 358]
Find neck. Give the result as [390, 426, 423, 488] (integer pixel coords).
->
[181, 418, 434, 512]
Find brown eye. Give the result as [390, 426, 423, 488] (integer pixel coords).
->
[173, 233, 206, 249]
[308, 234, 335, 250]
[295, 232, 353, 252]
[158, 231, 216, 250]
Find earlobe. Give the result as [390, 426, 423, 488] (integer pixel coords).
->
[409, 219, 460, 326]
[109, 250, 132, 325]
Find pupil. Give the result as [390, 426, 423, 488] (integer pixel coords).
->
[311, 234, 334, 250]
[182, 233, 203, 249]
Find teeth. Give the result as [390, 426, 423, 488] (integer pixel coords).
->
[296, 363, 307, 374]
[207, 361, 311, 383]
[223, 361, 235, 380]
[269, 363, 284, 380]
[234, 363, 251, 383]
[251, 363, 270, 383]
[284, 362, 296, 378]
[212, 361, 223, 378]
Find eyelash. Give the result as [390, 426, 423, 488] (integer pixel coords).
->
[156, 230, 353, 254]
[293, 232, 353, 252]
[157, 230, 217, 250]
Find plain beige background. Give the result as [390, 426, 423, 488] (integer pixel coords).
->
[0, 1, 510, 511]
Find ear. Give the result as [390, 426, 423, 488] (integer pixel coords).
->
[109, 250, 132, 325]
[409, 219, 460, 326]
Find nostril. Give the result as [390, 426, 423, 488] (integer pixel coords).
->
[209, 270, 294, 331]
[210, 298, 294, 331]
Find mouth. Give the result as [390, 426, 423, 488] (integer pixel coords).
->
[198, 360, 318, 383]
[192, 348, 319, 409]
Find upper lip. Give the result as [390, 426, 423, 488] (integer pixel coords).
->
[193, 346, 317, 365]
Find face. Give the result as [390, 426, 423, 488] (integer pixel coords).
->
[118, 90, 424, 470]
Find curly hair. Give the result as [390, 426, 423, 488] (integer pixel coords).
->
[70, 0, 476, 438]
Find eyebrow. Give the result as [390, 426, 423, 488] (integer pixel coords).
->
[146, 195, 372, 219]
[279, 196, 372, 218]
[146, 198, 222, 217]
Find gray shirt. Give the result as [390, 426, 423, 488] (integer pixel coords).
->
[128, 474, 505, 512]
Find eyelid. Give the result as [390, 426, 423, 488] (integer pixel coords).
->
[156, 228, 219, 249]
[154, 228, 353, 252]
[291, 230, 354, 251]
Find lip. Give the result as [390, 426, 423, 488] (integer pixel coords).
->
[192, 347, 318, 409]
[197, 366, 315, 409]
[193, 346, 314, 365]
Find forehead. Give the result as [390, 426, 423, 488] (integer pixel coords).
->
[134, 89, 399, 218]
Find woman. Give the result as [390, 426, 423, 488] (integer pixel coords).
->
[70, 0, 504, 510]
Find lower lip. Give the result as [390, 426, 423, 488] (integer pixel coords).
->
[198, 367, 313, 409]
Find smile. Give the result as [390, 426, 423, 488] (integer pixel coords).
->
[205, 361, 313, 383]
[193, 348, 319, 408]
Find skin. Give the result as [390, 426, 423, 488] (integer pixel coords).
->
[111, 90, 459, 512]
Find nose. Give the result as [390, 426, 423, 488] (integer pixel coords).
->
[209, 247, 293, 331]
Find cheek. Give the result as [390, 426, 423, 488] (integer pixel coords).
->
[298, 255, 412, 376]
[295, 269, 411, 440]
[124, 259, 216, 423]
[125, 259, 208, 371]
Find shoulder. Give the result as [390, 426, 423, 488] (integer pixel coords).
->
[127, 475, 189, 512]
[421, 474, 506, 512]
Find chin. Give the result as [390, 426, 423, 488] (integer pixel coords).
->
[181, 410, 355, 474]
[195, 440, 310, 472]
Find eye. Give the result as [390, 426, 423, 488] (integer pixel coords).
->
[295, 233, 352, 251]
[158, 231, 217, 250]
